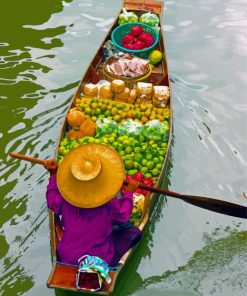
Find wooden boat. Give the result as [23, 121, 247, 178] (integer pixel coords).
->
[46, 0, 172, 294]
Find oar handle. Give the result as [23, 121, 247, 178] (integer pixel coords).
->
[9, 152, 46, 165]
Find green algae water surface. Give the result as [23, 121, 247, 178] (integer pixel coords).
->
[0, 0, 246, 295]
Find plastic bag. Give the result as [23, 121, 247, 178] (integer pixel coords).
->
[96, 118, 118, 138]
[139, 12, 160, 29]
[76, 255, 111, 291]
[141, 119, 169, 142]
[118, 120, 142, 138]
[118, 8, 138, 25]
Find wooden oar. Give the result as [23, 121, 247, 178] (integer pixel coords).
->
[123, 181, 247, 219]
[9, 152, 247, 219]
[9, 152, 46, 165]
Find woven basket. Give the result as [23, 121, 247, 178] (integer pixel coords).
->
[102, 57, 152, 89]
[111, 22, 159, 58]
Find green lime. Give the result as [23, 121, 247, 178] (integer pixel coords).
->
[151, 168, 160, 177]
[125, 146, 133, 154]
[134, 147, 142, 153]
[145, 153, 153, 160]
[93, 108, 101, 116]
[134, 162, 140, 169]
[129, 138, 136, 147]
[135, 112, 143, 120]
[116, 141, 122, 148]
[117, 136, 125, 143]
[58, 146, 66, 154]
[128, 169, 138, 176]
[140, 167, 148, 174]
[158, 149, 165, 156]
[108, 137, 115, 144]
[125, 160, 134, 170]
[125, 155, 132, 160]
[155, 163, 162, 169]
[123, 139, 130, 146]
[146, 161, 155, 170]
[134, 153, 143, 163]
[117, 103, 124, 110]
[84, 107, 92, 115]
[112, 142, 119, 150]
[153, 157, 159, 164]
[141, 159, 147, 166]
[144, 172, 152, 178]
[104, 110, 111, 117]
[119, 150, 125, 157]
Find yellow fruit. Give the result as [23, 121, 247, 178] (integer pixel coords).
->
[121, 112, 127, 119]
[156, 114, 164, 121]
[141, 116, 149, 124]
[149, 50, 162, 65]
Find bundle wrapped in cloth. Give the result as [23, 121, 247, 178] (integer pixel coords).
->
[136, 82, 153, 104]
[152, 86, 170, 108]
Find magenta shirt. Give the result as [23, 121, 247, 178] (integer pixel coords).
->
[46, 176, 133, 265]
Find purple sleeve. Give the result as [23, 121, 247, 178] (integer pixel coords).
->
[46, 176, 63, 215]
[111, 191, 133, 223]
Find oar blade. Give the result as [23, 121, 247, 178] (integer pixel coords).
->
[181, 195, 247, 219]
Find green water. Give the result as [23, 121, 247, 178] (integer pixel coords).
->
[0, 0, 246, 295]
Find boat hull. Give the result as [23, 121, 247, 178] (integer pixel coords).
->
[47, 0, 173, 294]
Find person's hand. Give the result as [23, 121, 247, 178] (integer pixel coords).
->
[43, 159, 58, 176]
[125, 179, 139, 193]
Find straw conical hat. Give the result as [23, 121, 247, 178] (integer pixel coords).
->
[57, 144, 125, 208]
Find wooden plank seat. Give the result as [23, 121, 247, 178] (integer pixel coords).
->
[47, 263, 119, 294]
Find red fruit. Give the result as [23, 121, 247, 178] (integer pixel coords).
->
[125, 176, 133, 182]
[143, 177, 153, 186]
[144, 37, 154, 47]
[138, 33, 154, 47]
[129, 25, 144, 37]
[138, 32, 153, 41]
[122, 34, 135, 44]
[134, 40, 146, 50]
[124, 43, 136, 50]
[134, 172, 144, 182]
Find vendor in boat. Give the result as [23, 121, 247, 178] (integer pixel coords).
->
[44, 143, 142, 267]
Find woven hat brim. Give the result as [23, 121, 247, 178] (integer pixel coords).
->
[57, 144, 125, 208]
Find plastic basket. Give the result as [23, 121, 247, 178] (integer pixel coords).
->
[111, 22, 159, 59]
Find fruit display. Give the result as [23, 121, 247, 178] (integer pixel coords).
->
[75, 97, 170, 124]
[118, 8, 138, 25]
[122, 25, 155, 50]
[58, 116, 168, 179]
